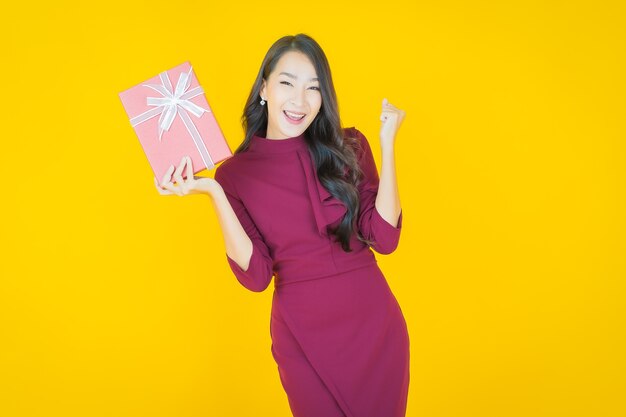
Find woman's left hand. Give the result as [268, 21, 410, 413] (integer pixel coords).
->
[379, 98, 406, 149]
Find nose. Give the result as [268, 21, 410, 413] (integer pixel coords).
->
[290, 86, 306, 107]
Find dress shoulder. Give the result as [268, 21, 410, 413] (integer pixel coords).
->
[213, 148, 254, 193]
[214, 154, 241, 197]
[342, 125, 371, 161]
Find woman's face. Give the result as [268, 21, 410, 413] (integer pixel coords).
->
[260, 50, 322, 139]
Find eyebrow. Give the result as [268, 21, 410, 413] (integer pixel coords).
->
[279, 72, 319, 82]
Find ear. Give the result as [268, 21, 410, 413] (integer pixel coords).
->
[260, 79, 266, 100]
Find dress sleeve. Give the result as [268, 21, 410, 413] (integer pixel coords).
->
[353, 128, 403, 255]
[214, 166, 274, 292]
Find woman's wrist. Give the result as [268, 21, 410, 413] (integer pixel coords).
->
[196, 177, 223, 198]
[380, 141, 396, 156]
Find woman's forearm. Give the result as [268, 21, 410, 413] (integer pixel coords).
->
[207, 186, 253, 271]
[375, 144, 402, 227]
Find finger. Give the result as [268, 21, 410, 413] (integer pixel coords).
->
[155, 177, 171, 194]
[173, 157, 186, 183]
[381, 110, 397, 119]
[161, 165, 175, 185]
[380, 111, 400, 122]
[383, 99, 397, 109]
[381, 104, 398, 111]
[383, 101, 400, 111]
[167, 181, 183, 196]
[154, 177, 172, 194]
[156, 185, 175, 195]
[185, 156, 193, 181]
[161, 182, 178, 195]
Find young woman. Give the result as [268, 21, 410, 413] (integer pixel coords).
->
[157, 33, 409, 417]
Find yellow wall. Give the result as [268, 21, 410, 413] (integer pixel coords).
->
[2, 1, 624, 416]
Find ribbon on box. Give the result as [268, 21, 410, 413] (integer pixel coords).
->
[129, 65, 215, 170]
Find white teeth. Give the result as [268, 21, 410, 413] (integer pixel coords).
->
[284, 110, 305, 120]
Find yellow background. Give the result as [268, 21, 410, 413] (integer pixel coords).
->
[2, 0, 624, 416]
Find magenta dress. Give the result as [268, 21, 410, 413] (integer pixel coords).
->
[214, 126, 410, 417]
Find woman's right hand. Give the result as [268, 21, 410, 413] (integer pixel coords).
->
[155, 155, 221, 197]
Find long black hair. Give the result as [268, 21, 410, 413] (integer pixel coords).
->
[234, 33, 373, 252]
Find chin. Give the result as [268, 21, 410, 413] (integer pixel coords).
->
[282, 122, 311, 135]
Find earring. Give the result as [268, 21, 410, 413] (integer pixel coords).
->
[260, 97, 266, 105]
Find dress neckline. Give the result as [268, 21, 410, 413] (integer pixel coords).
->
[249, 130, 308, 154]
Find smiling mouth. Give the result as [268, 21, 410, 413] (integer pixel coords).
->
[283, 110, 306, 121]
